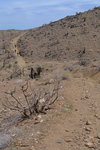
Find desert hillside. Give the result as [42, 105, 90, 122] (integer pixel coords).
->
[0, 7, 100, 150]
[17, 7, 100, 62]
[0, 7, 100, 80]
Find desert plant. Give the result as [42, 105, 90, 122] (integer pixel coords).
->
[3, 81, 60, 118]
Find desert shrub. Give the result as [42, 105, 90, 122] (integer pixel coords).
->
[3, 81, 60, 119]
[8, 69, 22, 79]
[76, 12, 82, 15]
[79, 59, 90, 66]
[64, 66, 73, 71]
[29, 66, 42, 79]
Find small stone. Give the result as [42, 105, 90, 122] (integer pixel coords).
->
[94, 114, 100, 119]
[39, 98, 45, 103]
[34, 121, 40, 124]
[40, 119, 43, 123]
[34, 139, 38, 144]
[60, 86, 63, 89]
[75, 109, 78, 111]
[85, 95, 89, 99]
[37, 115, 42, 119]
[86, 120, 91, 125]
[56, 139, 64, 144]
[60, 96, 64, 100]
[86, 90, 89, 93]
[65, 129, 69, 132]
[37, 131, 41, 135]
[85, 127, 91, 132]
[31, 146, 35, 150]
[0, 134, 12, 149]
[65, 139, 72, 143]
[49, 79, 55, 84]
[12, 134, 16, 137]
[85, 142, 94, 148]
[96, 135, 100, 139]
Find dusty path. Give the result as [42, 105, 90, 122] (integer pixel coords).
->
[10, 32, 27, 69]
[37, 76, 100, 150]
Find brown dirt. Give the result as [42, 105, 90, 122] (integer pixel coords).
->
[0, 60, 100, 150]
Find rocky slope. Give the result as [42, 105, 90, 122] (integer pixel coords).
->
[0, 7, 100, 80]
[17, 7, 100, 62]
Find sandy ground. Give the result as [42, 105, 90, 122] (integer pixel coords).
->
[0, 60, 100, 150]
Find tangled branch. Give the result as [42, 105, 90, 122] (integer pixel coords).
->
[3, 81, 60, 118]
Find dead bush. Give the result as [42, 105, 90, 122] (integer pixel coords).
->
[3, 81, 60, 119]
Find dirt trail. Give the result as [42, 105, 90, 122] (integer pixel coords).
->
[10, 32, 27, 69]
[37, 77, 100, 150]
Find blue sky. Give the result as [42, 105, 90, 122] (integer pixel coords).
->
[0, 0, 100, 30]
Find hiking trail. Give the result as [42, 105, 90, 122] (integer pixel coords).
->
[10, 32, 27, 69]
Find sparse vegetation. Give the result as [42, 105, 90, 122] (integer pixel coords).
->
[0, 7, 100, 150]
[3, 81, 60, 119]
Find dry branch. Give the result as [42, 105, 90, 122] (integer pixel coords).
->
[3, 80, 60, 118]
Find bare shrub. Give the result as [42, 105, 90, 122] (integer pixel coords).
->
[29, 66, 42, 79]
[3, 81, 60, 119]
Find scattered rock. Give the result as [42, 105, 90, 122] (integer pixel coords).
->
[65, 130, 69, 132]
[85, 95, 89, 99]
[15, 79, 23, 83]
[49, 79, 55, 84]
[40, 119, 44, 123]
[94, 114, 100, 119]
[86, 120, 92, 125]
[65, 139, 72, 143]
[37, 131, 41, 135]
[64, 66, 73, 71]
[85, 142, 95, 148]
[0, 134, 12, 149]
[84, 127, 92, 132]
[56, 139, 64, 144]
[75, 109, 78, 111]
[37, 115, 42, 119]
[95, 135, 100, 139]
[31, 146, 36, 150]
[39, 98, 45, 103]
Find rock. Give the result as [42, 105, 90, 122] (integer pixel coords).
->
[15, 79, 23, 83]
[31, 146, 36, 150]
[96, 135, 100, 139]
[49, 79, 55, 84]
[65, 139, 72, 143]
[86, 120, 91, 125]
[85, 142, 95, 148]
[56, 139, 64, 144]
[0, 134, 12, 149]
[94, 114, 100, 119]
[75, 109, 78, 111]
[64, 66, 73, 71]
[37, 115, 42, 119]
[84, 127, 92, 132]
[37, 131, 41, 135]
[40, 119, 44, 123]
[39, 98, 45, 103]
[85, 95, 89, 99]
[34, 138, 38, 143]
[65, 129, 69, 132]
